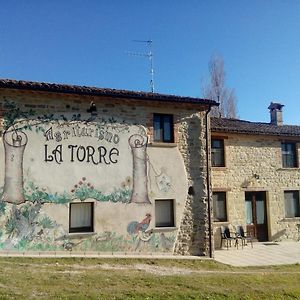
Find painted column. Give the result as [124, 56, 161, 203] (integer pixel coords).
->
[128, 134, 150, 204]
[1, 130, 28, 204]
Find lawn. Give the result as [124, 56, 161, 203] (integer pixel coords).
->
[0, 257, 299, 299]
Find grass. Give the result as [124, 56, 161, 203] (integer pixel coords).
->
[0, 257, 299, 299]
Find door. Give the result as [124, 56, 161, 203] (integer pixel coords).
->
[245, 192, 268, 242]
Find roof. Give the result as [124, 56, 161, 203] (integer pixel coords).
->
[0, 78, 217, 106]
[211, 117, 300, 137]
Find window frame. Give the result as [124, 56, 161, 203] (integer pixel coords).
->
[153, 113, 174, 143]
[213, 191, 228, 222]
[155, 199, 175, 228]
[211, 138, 225, 167]
[69, 202, 94, 233]
[284, 190, 300, 218]
[281, 142, 298, 168]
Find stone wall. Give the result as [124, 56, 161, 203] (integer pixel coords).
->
[174, 112, 210, 256]
[212, 133, 300, 248]
[0, 89, 211, 255]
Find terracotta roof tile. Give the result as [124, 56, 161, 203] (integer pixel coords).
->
[0, 78, 217, 106]
[211, 117, 300, 137]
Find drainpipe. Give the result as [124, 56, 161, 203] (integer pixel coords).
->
[205, 105, 213, 258]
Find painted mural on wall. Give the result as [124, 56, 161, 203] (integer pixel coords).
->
[1, 100, 151, 204]
[0, 100, 179, 252]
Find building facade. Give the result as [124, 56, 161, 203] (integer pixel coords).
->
[211, 103, 300, 248]
[0, 79, 216, 255]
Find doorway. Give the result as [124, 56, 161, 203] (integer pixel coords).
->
[245, 191, 268, 242]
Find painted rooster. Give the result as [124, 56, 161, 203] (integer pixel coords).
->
[127, 213, 152, 234]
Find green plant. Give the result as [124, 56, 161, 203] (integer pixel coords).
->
[21, 205, 30, 219]
[0, 201, 6, 216]
[5, 216, 16, 237]
[24, 178, 132, 205]
[3, 99, 35, 131]
[24, 181, 71, 204]
[38, 216, 55, 229]
[15, 237, 28, 250]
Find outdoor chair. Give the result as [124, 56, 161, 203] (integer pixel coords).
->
[235, 225, 253, 249]
[220, 225, 237, 250]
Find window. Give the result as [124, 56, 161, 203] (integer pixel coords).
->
[284, 191, 300, 218]
[155, 199, 175, 227]
[69, 202, 94, 233]
[153, 114, 174, 142]
[211, 139, 225, 167]
[213, 192, 227, 222]
[281, 142, 297, 168]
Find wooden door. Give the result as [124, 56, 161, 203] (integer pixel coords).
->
[245, 192, 268, 242]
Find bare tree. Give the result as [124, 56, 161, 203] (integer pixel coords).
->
[202, 54, 238, 118]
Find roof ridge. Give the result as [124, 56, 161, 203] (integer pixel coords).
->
[0, 78, 218, 106]
[212, 116, 300, 127]
[211, 117, 300, 137]
[212, 117, 271, 125]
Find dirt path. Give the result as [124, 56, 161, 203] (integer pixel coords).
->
[2, 260, 300, 276]
[56, 263, 300, 276]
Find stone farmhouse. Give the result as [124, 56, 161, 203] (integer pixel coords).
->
[0, 79, 217, 256]
[211, 103, 300, 248]
[1, 78, 298, 256]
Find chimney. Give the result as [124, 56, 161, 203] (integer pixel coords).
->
[268, 102, 284, 126]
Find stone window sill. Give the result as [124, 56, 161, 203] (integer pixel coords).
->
[67, 232, 97, 238]
[277, 168, 300, 171]
[281, 217, 300, 222]
[148, 142, 177, 148]
[213, 221, 229, 224]
[212, 166, 227, 171]
[147, 227, 177, 233]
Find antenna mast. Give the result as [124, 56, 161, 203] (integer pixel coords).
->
[128, 39, 155, 93]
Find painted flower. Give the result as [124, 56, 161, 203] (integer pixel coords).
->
[121, 182, 126, 188]
[125, 176, 132, 185]
[82, 177, 86, 181]
[79, 181, 83, 185]
[74, 184, 78, 188]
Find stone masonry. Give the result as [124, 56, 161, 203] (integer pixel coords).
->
[212, 132, 300, 248]
[174, 112, 210, 256]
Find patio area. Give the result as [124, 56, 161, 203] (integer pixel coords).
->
[214, 241, 300, 266]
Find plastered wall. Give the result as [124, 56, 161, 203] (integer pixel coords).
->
[0, 90, 211, 255]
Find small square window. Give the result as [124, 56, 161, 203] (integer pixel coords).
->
[155, 199, 175, 227]
[281, 142, 297, 168]
[211, 139, 225, 167]
[284, 191, 300, 218]
[213, 192, 227, 222]
[69, 202, 94, 233]
[153, 113, 174, 143]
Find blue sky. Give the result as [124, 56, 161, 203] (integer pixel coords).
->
[1, 1, 300, 124]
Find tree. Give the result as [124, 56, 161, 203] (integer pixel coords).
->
[202, 54, 238, 118]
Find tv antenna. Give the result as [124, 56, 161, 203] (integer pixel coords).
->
[127, 39, 155, 93]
